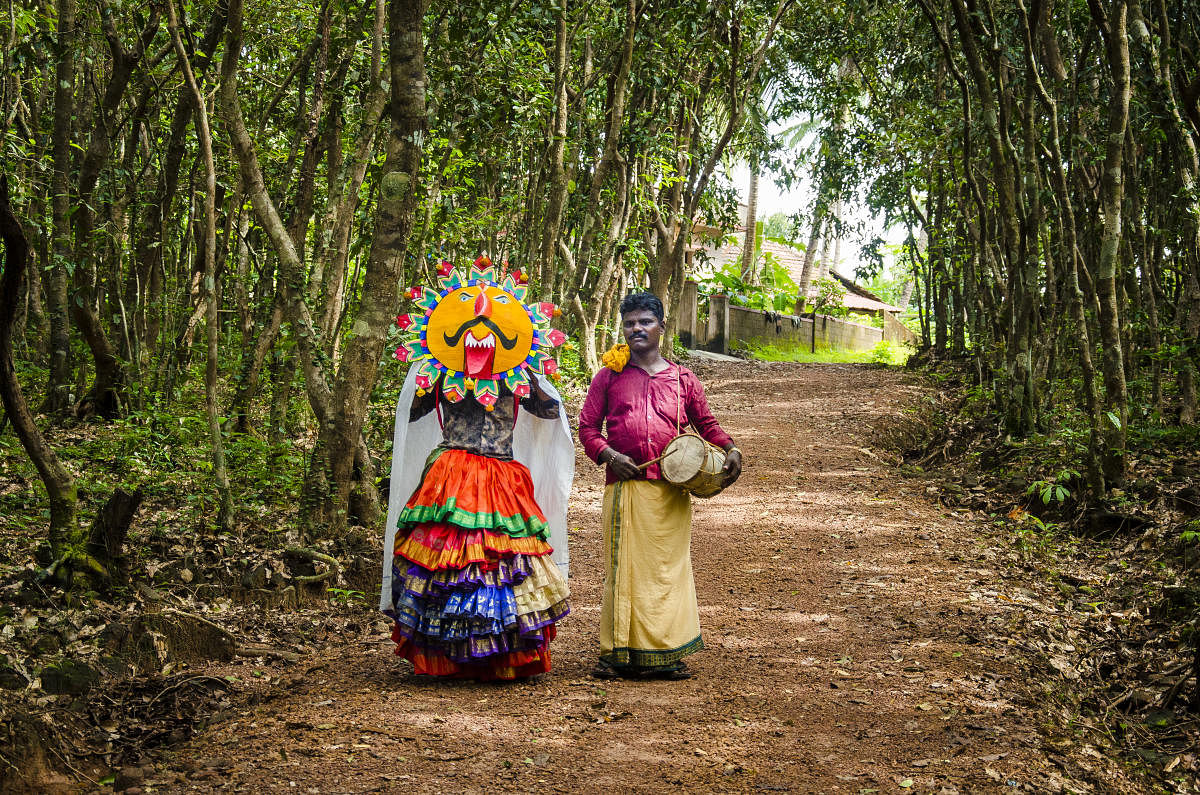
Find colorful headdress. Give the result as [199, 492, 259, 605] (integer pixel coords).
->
[394, 256, 567, 409]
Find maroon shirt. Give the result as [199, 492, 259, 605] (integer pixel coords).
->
[579, 361, 733, 484]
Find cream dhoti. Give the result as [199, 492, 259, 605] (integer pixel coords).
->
[599, 480, 702, 672]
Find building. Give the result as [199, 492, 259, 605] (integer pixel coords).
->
[693, 231, 905, 317]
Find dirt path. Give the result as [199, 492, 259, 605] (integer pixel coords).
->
[143, 361, 1092, 793]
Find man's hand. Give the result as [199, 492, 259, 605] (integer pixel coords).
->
[603, 449, 642, 481]
[721, 447, 742, 486]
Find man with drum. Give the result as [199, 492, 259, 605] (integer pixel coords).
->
[579, 291, 742, 680]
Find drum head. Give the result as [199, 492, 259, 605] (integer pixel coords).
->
[660, 434, 706, 484]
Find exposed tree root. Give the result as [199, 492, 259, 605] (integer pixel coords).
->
[283, 546, 341, 585]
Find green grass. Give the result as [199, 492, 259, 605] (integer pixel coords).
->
[745, 338, 913, 366]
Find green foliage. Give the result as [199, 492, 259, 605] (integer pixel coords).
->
[748, 336, 910, 366]
[869, 340, 912, 366]
[1025, 469, 1079, 506]
[846, 311, 884, 328]
[1008, 510, 1061, 556]
[326, 587, 366, 604]
[226, 431, 306, 504]
[0, 352, 317, 567]
[696, 257, 799, 313]
[555, 338, 592, 390]
[762, 212, 799, 241]
[1127, 420, 1200, 449]
[809, 276, 847, 316]
[863, 248, 913, 310]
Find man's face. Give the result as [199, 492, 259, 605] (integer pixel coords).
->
[622, 308, 663, 354]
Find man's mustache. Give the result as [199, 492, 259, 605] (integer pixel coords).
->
[442, 316, 519, 349]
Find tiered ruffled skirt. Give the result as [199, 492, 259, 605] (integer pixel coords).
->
[387, 448, 570, 679]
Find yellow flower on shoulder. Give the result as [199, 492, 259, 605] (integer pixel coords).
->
[601, 343, 630, 373]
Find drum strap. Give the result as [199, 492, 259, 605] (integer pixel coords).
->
[674, 366, 684, 436]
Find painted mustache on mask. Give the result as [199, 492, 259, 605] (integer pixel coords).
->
[442, 316, 520, 349]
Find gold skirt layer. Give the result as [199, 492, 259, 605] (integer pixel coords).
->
[599, 479, 703, 670]
[513, 553, 572, 616]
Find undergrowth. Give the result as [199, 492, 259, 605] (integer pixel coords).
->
[0, 354, 402, 788]
[880, 356, 1200, 791]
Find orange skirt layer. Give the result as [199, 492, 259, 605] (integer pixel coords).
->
[401, 449, 547, 536]
[394, 523, 553, 571]
[392, 625, 556, 680]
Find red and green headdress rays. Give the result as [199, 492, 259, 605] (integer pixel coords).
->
[394, 256, 567, 409]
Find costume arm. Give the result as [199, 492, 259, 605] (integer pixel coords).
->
[519, 379, 562, 419]
[578, 369, 611, 463]
[683, 369, 733, 449]
[409, 387, 438, 422]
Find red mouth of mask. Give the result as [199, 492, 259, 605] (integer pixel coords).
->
[464, 332, 496, 378]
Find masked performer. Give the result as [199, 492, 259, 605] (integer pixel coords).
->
[381, 257, 573, 680]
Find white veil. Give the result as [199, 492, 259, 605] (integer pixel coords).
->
[379, 366, 574, 612]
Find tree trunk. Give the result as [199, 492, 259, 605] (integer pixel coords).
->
[0, 178, 89, 583]
[300, 0, 428, 538]
[16, 227, 46, 357]
[169, 0, 233, 529]
[314, 81, 387, 353]
[69, 9, 160, 420]
[219, 0, 336, 429]
[538, 0, 570, 291]
[42, 0, 76, 415]
[85, 488, 143, 575]
[1130, 0, 1200, 423]
[1019, 0, 1107, 493]
[565, 0, 636, 315]
[268, 347, 294, 452]
[652, 0, 793, 329]
[793, 197, 826, 314]
[930, 178, 948, 358]
[1179, 272, 1200, 424]
[127, 1, 228, 365]
[827, 215, 842, 282]
[739, 155, 759, 282]
[947, 0, 1036, 435]
[1090, 0, 1131, 483]
[228, 293, 282, 434]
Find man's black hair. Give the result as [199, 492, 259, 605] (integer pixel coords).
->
[619, 291, 664, 323]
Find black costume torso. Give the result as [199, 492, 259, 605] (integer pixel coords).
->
[409, 386, 559, 460]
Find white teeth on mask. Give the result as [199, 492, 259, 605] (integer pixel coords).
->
[465, 334, 496, 348]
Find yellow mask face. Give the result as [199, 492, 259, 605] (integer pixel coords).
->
[425, 283, 535, 378]
[394, 258, 567, 407]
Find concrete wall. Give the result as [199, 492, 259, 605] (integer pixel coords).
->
[705, 293, 730, 354]
[684, 281, 917, 354]
[677, 280, 700, 349]
[726, 306, 884, 352]
[882, 311, 919, 345]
